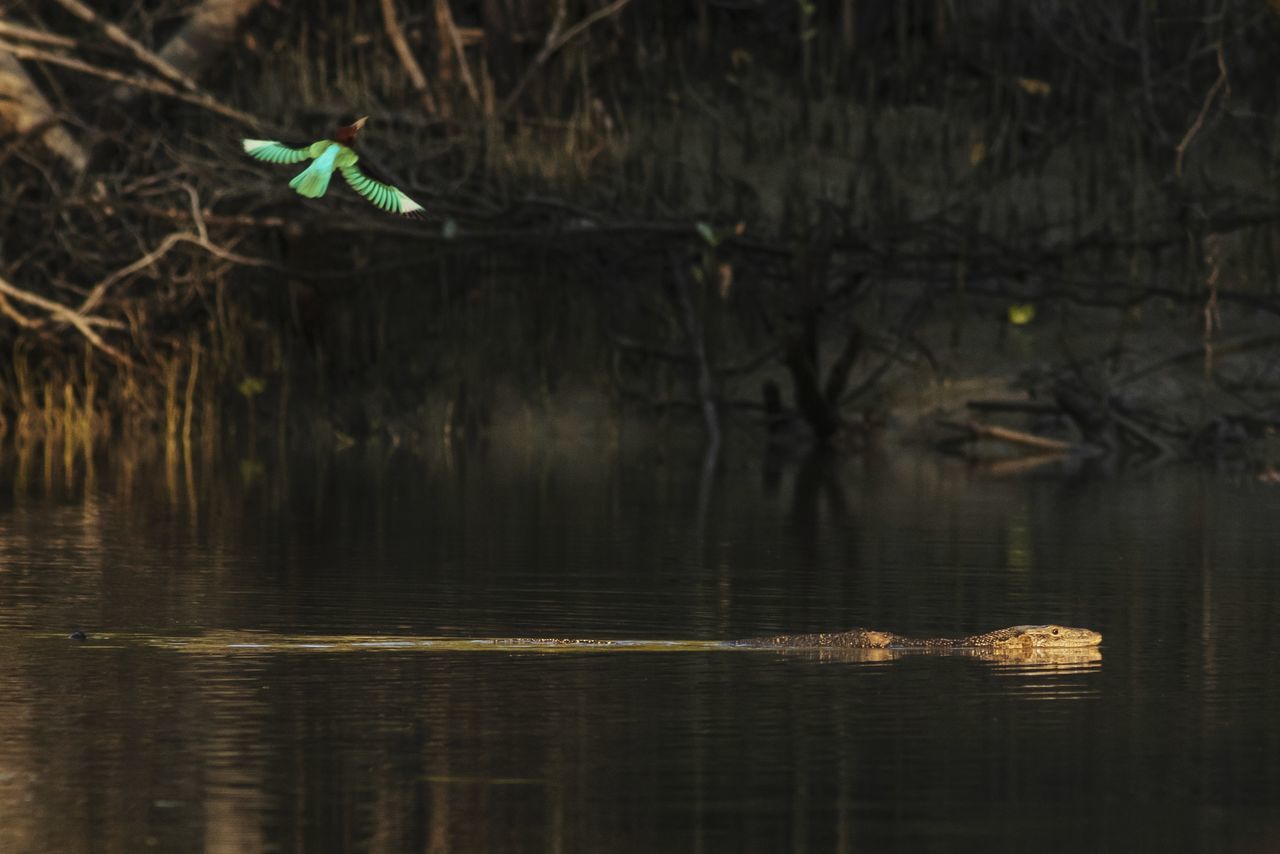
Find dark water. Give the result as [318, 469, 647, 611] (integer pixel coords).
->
[1, 446, 1278, 853]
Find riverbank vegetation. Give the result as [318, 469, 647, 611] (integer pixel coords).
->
[1, 1, 1279, 468]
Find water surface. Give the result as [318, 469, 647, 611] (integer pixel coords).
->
[0, 447, 1277, 852]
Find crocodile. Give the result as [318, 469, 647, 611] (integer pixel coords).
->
[67, 624, 1101, 654]
[733, 624, 1102, 650]
[436, 624, 1100, 651]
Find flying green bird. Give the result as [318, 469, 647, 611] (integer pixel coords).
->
[241, 116, 424, 216]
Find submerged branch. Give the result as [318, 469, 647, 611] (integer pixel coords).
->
[940, 420, 1074, 453]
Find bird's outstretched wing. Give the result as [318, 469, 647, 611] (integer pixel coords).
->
[242, 139, 313, 165]
[339, 163, 424, 216]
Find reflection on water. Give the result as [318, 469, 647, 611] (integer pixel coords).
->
[0, 445, 1278, 851]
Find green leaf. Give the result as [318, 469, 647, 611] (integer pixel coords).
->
[239, 458, 264, 484]
[238, 376, 266, 398]
[1007, 304, 1036, 326]
[696, 222, 719, 247]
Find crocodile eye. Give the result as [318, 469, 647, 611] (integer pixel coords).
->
[1052, 628, 1059, 635]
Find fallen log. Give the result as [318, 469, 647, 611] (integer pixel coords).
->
[939, 418, 1073, 453]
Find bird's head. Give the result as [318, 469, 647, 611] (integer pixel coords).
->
[335, 116, 369, 144]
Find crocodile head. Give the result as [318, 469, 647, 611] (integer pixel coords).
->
[985, 625, 1102, 648]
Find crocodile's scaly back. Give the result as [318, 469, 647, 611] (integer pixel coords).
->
[72, 624, 1101, 655]
[742, 624, 1101, 650]
[736, 629, 899, 649]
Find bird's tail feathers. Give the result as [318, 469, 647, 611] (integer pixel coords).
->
[289, 145, 339, 199]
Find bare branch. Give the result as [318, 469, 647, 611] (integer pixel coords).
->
[81, 230, 276, 316]
[0, 292, 40, 328]
[940, 419, 1074, 453]
[0, 274, 131, 364]
[1174, 41, 1229, 177]
[51, 0, 201, 92]
[0, 40, 260, 127]
[379, 0, 439, 116]
[436, 0, 481, 107]
[110, 0, 266, 106]
[0, 20, 78, 50]
[497, 0, 637, 117]
[549, 0, 633, 55]
[180, 183, 208, 243]
[0, 47, 87, 171]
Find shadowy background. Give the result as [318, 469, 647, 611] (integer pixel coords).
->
[1, 1, 1279, 466]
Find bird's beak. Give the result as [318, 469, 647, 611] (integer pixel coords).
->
[352, 116, 368, 130]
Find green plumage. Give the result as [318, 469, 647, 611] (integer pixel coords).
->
[339, 164, 404, 213]
[242, 131, 423, 216]
[239, 140, 312, 165]
[288, 143, 346, 198]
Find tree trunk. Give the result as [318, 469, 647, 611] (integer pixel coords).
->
[0, 46, 87, 172]
[110, 0, 265, 105]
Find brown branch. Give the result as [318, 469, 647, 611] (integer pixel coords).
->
[0, 40, 260, 127]
[497, 0, 636, 117]
[0, 47, 88, 171]
[182, 343, 199, 446]
[973, 452, 1070, 477]
[549, 0, 633, 54]
[80, 230, 275, 315]
[0, 274, 131, 364]
[941, 419, 1073, 452]
[495, 0, 568, 118]
[0, 116, 58, 169]
[0, 20, 79, 50]
[0, 292, 40, 328]
[499, 0, 640, 117]
[180, 182, 209, 243]
[109, 0, 266, 107]
[379, 0, 438, 116]
[121, 202, 286, 230]
[51, 0, 201, 92]
[436, 0, 480, 106]
[1174, 40, 1228, 178]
